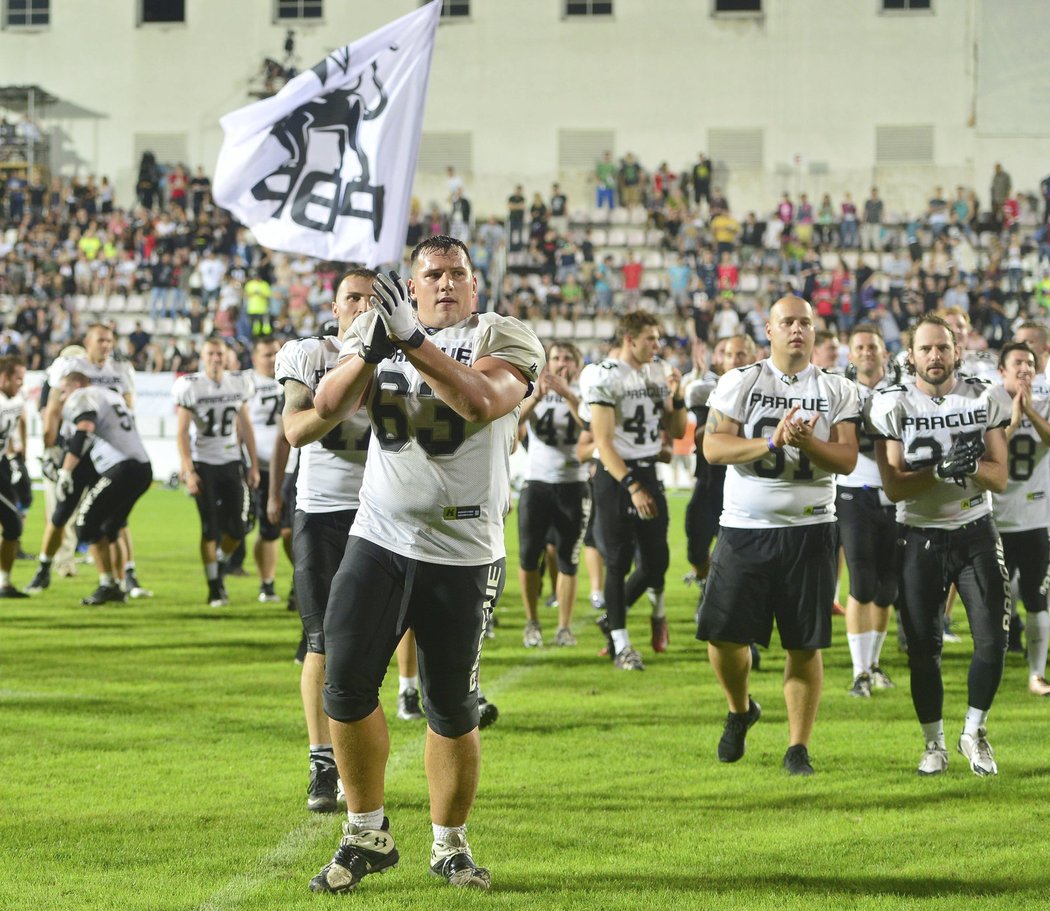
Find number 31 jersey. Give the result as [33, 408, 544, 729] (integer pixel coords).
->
[341, 310, 544, 565]
[709, 360, 861, 528]
[172, 371, 254, 466]
[275, 335, 372, 514]
[867, 376, 1011, 529]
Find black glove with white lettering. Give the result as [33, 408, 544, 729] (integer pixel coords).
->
[933, 436, 984, 484]
[362, 313, 396, 364]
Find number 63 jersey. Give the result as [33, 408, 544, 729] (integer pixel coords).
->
[709, 360, 861, 528]
[867, 376, 1012, 529]
[341, 310, 545, 565]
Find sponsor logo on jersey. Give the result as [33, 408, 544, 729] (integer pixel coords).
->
[443, 505, 482, 520]
[901, 409, 987, 430]
[748, 392, 830, 413]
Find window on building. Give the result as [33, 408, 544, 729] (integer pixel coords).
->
[140, 0, 185, 23]
[276, 0, 323, 21]
[882, 0, 931, 10]
[4, 0, 50, 28]
[564, 1, 613, 16]
[428, 0, 469, 18]
[713, 0, 762, 13]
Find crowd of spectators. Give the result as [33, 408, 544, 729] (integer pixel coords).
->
[2, 143, 1050, 376]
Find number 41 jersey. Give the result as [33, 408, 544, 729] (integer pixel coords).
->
[709, 360, 861, 528]
[341, 310, 544, 565]
[868, 376, 1012, 529]
[172, 370, 254, 466]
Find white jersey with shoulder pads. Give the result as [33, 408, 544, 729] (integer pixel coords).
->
[340, 310, 544, 564]
[523, 384, 587, 483]
[247, 369, 283, 471]
[684, 369, 719, 419]
[837, 375, 895, 489]
[64, 386, 149, 472]
[961, 350, 1000, 384]
[709, 360, 861, 528]
[0, 391, 24, 453]
[580, 358, 670, 462]
[991, 393, 1050, 532]
[48, 354, 135, 398]
[867, 375, 1012, 529]
[275, 336, 371, 513]
[172, 370, 254, 466]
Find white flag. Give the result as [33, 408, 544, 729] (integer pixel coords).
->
[213, 0, 442, 266]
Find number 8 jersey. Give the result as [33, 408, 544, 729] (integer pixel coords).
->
[709, 360, 860, 528]
[341, 310, 544, 565]
[990, 392, 1050, 533]
[867, 376, 1012, 529]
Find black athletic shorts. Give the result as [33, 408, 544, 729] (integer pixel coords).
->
[1000, 527, 1050, 615]
[193, 461, 251, 541]
[294, 508, 356, 654]
[51, 457, 99, 527]
[836, 486, 897, 607]
[685, 464, 725, 568]
[76, 460, 153, 544]
[323, 537, 491, 738]
[252, 469, 282, 542]
[517, 480, 591, 575]
[0, 462, 22, 542]
[697, 523, 836, 650]
[583, 475, 598, 549]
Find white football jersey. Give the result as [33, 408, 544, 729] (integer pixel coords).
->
[0, 391, 24, 453]
[172, 370, 254, 466]
[64, 386, 149, 472]
[276, 336, 371, 513]
[708, 360, 861, 528]
[684, 370, 719, 418]
[48, 354, 135, 399]
[523, 384, 587, 484]
[247, 369, 283, 471]
[340, 310, 544, 564]
[580, 358, 671, 462]
[991, 393, 1050, 532]
[960, 350, 1000, 384]
[837, 375, 895, 490]
[868, 376, 1012, 529]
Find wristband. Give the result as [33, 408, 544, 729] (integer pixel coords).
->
[621, 472, 637, 492]
[672, 397, 686, 410]
[767, 436, 779, 453]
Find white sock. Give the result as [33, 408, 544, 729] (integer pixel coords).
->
[870, 630, 887, 667]
[1027, 611, 1050, 678]
[646, 588, 665, 618]
[217, 548, 230, 565]
[963, 707, 988, 738]
[205, 561, 219, 581]
[347, 807, 384, 831]
[590, 591, 604, 606]
[125, 561, 135, 572]
[611, 628, 630, 653]
[99, 572, 113, 586]
[399, 675, 418, 695]
[921, 719, 945, 748]
[433, 823, 465, 844]
[0, 571, 9, 588]
[847, 633, 867, 678]
[40, 555, 52, 565]
[261, 576, 274, 585]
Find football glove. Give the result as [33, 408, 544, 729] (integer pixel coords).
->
[933, 436, 984, 483]
[40, 446, 62, 483]
[362, 313, 397, 364]
[371, 271, 425, 348]
[56, 468, 75, 501]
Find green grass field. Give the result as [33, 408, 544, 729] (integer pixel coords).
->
[2, 485, 1048, 911]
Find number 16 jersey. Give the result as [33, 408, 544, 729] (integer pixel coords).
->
[172, 370, 254, 466]
[709, 360, 860, 528]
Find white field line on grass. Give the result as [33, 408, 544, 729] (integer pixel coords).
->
[194, 658, 540, 911]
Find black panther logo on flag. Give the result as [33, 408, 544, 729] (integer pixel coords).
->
[250, 53, 396, 240]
